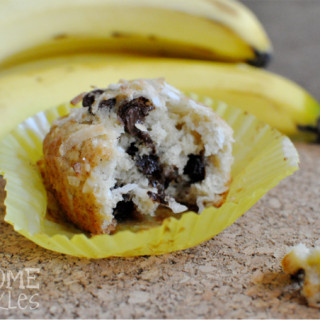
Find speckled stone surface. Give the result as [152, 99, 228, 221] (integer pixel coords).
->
[1, 0, 320, 318]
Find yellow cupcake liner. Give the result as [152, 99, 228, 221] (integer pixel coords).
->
[0, 96, 299, 258]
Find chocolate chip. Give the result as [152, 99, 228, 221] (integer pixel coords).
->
[184, 153, 206, 183]
[163, 166, 179, 188]
[290, 268, 305, 282]
[126, 143, 139, 157]
[82, 89, 104, 114]
[118, 98, 183, 205]
[136, 154, 162, 180]
[118, 97, 154, 128]
[117, 97, 155, 151]
[113, 195, 135, 222]
[111, 183, 123, 189]
[147, 191, 168, 205]
[136, 154, 178, 205]
[98, 98, 116, 110]
[138, 132, 155, 152]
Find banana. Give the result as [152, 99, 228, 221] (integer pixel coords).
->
[0, 0, 272, 69]
[0, 54, 318, 140]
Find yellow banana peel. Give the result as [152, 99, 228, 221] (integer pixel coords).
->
[0, 0, 271, 68]
[0, 55, 319, 141]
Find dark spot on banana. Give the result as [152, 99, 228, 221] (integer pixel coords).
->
[52, 33, 68, 40]
[35, 76, 43, 83]
[207, 0, 238, 15]
[148, 35, 157, 42]
[111, 31, 132, 38]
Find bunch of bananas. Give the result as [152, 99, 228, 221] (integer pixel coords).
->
[0, 0, 319, 141]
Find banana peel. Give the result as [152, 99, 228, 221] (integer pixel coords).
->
[0, 54, 319, 141]
[0, 0, 272, 68]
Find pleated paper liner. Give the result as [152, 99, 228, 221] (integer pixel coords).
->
[0, 96, 299, 258]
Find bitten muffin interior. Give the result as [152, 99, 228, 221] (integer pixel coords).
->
[42, 78, 233, 234]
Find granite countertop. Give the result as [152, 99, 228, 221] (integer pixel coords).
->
[1, 0, 320, 318]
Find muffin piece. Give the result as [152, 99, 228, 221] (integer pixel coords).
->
[282, 244, 320, 308]
[42, 78, 233, 234]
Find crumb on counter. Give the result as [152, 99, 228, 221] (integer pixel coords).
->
[282, 243, 320, 308]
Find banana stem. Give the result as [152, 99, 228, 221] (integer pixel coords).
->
[297, 117, 320, 143]
[247, 48, 272, 68]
